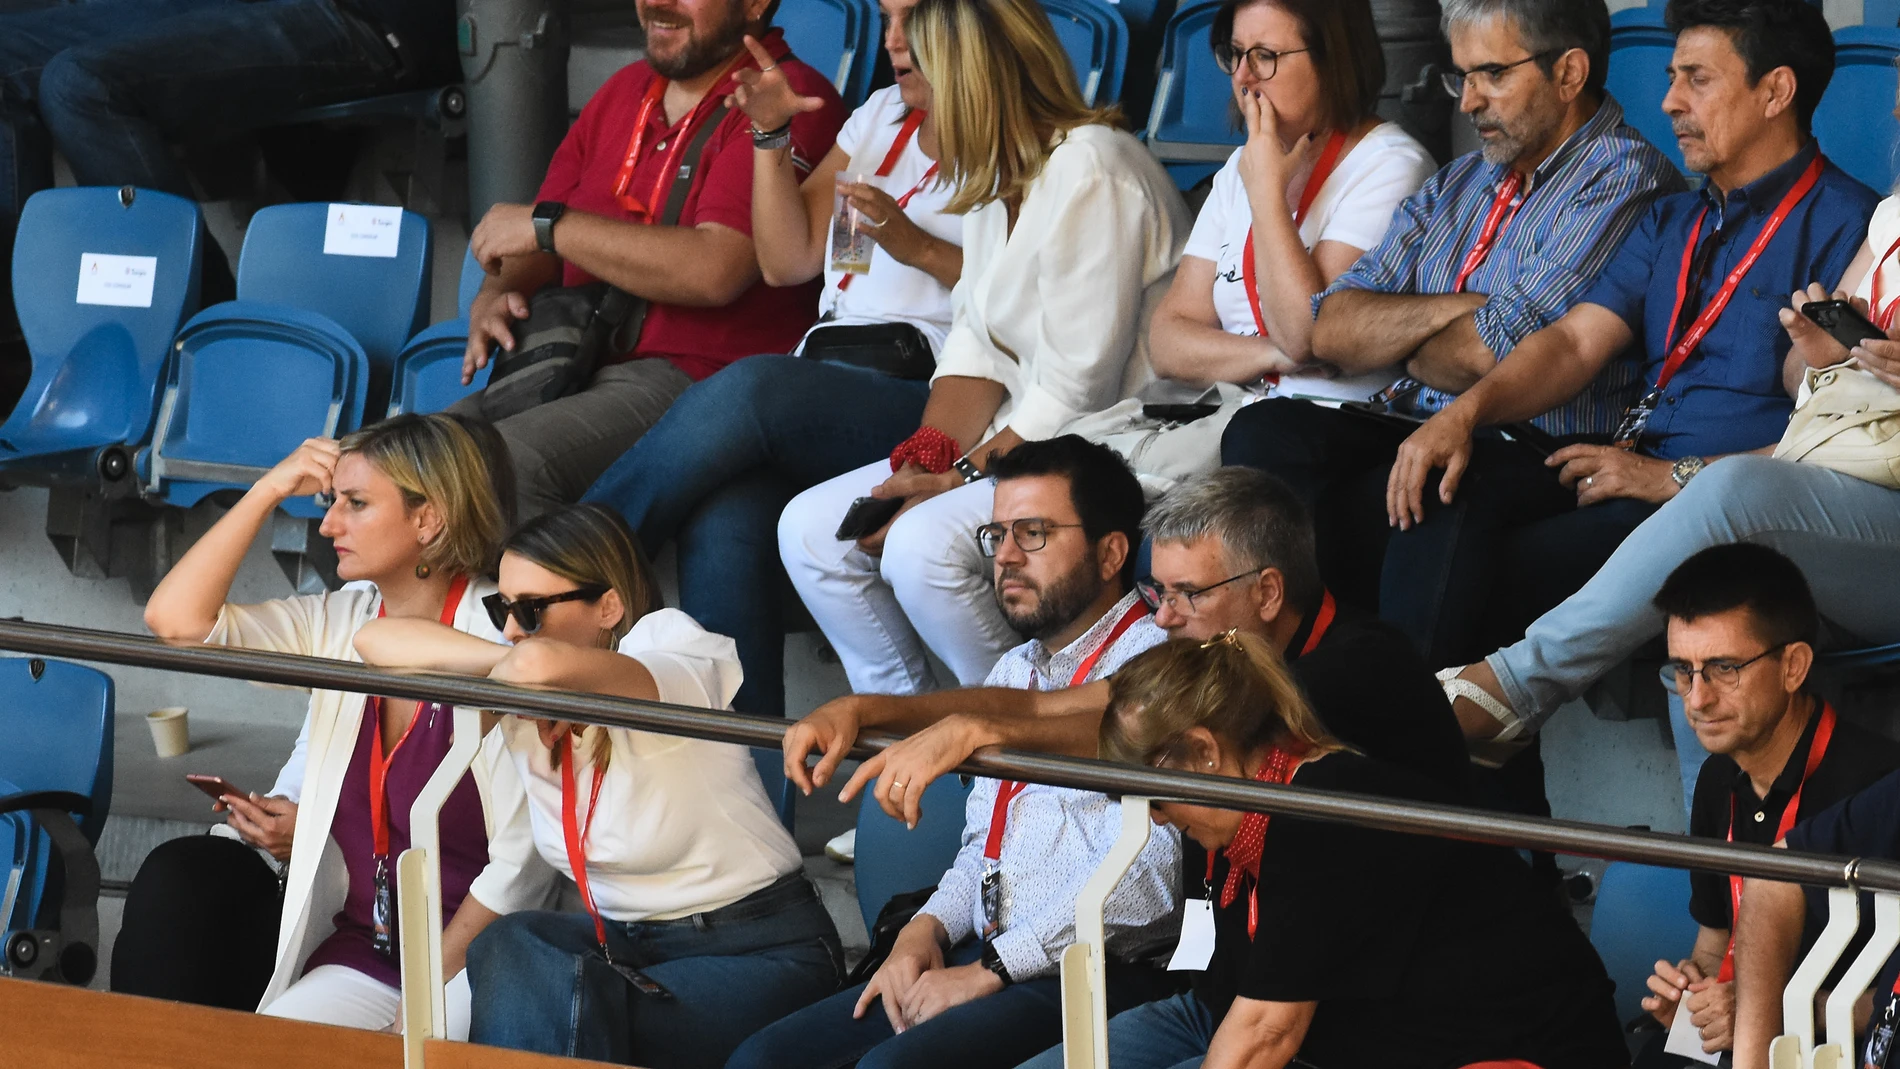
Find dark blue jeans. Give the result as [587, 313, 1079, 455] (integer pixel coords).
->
[1015, 992, 1218, 1069]
[583, 355, 932, 719]
[467, 875, 844, 1068]
[725, 940, 1181, 1069]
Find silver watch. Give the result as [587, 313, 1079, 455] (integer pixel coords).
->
[1670, 455, 1706, 489]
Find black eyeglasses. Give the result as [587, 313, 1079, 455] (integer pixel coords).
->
[1135, 570, 1263, 615]
[1440, 50, 1560, 98]
[1660, 644, 1788, 694]
[975, 518, 1085, 557]
[1213, 42, 1310, 81]
[483, 586, 609, 634]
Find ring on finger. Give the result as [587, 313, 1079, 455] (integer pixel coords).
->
[889, 780, 907, 791]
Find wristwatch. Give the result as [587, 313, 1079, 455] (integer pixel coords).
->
[980, 941, 1013, 986]
[751, 121, 793, 151]
[953, 455, 983, 484]
[531, 200, 567, 255]
[1670, 455, 1706, 489]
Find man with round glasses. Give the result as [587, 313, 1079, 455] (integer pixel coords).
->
[1640, 544, 1899, 1065]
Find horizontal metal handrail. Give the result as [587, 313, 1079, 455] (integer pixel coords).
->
[3, 616, 1898, 893]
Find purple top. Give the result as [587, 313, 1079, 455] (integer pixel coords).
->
[305, 701, 487, 986]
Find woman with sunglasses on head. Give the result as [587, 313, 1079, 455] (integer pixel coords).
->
[353, 504, 842, 1068]
[142, 413, 542, 1037]
[1015, 631, 1628, 1069]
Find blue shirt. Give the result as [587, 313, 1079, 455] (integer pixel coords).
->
[1317, 94, 1685, 436]
[1786, 766, 1900, 1013]
[1581, 142, 1878, 460]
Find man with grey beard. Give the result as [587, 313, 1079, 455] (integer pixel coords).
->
[456, 0, 845, 521]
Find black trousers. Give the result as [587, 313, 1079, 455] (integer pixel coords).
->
[110, 833, 280, 1010]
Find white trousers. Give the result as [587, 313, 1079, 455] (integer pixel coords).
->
[260, 963, 471, 1041]
[779, 460, 1020, 694]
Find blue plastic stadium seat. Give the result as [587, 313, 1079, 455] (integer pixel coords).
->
[1606, 8, 1685, 174]
[777, 0, 877, 109]
[388, 245, 489, 418]
[752, 749, 796, 833]
[855, 776, 973, 933]
[1589, 861, 1700, 1027]
[1145, 0, 1242, 172]
[1043, 0, 1128, 107]
[0, 658, 112, 939]
[1816, 27, 1900, 195]
[0, 187, 202, 469]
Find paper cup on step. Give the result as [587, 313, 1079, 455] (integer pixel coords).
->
[146, 707, 190, 758]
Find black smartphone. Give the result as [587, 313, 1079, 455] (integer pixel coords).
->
[1141, 402, 1220, 423]
[1498, 421, 1561, 458]
[834, 495, 904, 541]
[1802, 298, 1887, 351]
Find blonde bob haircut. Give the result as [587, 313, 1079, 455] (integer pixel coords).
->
[1100, 631, 1347, 768]
[909, 0, 1122, 215]
[338, 413, 507, 580]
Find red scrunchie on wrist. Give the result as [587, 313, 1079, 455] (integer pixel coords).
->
[889, 427, 962, 475]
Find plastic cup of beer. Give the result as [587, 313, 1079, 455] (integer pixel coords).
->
[830, 172, 878, 275]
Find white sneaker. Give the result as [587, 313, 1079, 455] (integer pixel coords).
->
[824, 827, 856, 864]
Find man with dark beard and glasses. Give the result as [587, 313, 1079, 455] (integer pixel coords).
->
[456, 0, 845, 521]
[1220, 0, 1683, 670]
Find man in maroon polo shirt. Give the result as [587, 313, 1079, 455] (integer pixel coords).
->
[459, 0, 845, 519]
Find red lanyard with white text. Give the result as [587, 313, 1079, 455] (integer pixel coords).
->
[1240, 131, 1349, 340]
[560, 733, 613, 956]
[1614, 155, 1826, 449]
[610, 52, 749, 219]
[981, 602, 1151, 937]
[837, 109, 938, 292]
[1719, 701, 1836, 982]
[365, 574, 468, 957]
[1452, 170, 1528, 294]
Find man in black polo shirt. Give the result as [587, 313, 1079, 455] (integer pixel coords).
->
[1641, 545, 1900, 1066]
[781, 467, 1472, 820]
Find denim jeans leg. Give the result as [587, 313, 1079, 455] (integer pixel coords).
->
[465, 910, 635, 1062]
[676, 471, 802, 718]
[1015, 992, 1217, 1069]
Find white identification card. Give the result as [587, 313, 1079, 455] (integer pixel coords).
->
[322, 203, 402, 257]
[1663, 1002, 1722, 1065]
[75, 253, 157, 308]
[1167, 899, 1216, 971]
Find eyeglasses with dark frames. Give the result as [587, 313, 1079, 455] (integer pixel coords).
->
[482, 586, 610, 634]
[1135, 570, 1264, 615]
[1659, 643, 1789, 694]
[975, 518, 1086, 557]
[1440, 49, 1560, 98]
[1213, 42, 1310, 81]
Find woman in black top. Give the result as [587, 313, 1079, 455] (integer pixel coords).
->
[1017, 631, 1628, 1069]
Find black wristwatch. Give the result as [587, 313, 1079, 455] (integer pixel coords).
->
[532, 200, 567, 255]
[953, 455, 983, 484]
[980, 941, 1013, 986]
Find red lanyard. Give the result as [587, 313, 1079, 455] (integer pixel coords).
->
[1240, 131, 1349, 340]
[1657, 155, 1825, 397]
[1296, 590, 1336, 658]
[1719, 701, 1836, 981]
[561, 733, 613, 954]
[1870, 233, 1900, 332]
[366, 575, 469, 860]
[837, 109, 938, 293]
[1208, 747, 1302, 940]
[987, 602, 1152, 857]
[610, 53, 749, 219]
[1453, 170, 1528, 294]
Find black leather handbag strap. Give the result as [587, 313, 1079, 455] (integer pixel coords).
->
[605, 100, 735, 352]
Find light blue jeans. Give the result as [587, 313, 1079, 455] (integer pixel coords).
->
[1489, 456, 1900, 735]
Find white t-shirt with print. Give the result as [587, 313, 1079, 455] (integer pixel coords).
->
[497, 608, 803, 923]
[803, 84, 964, 357]
[1182, 122, 1436, 401]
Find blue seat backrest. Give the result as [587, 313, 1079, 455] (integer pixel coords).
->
[0, 658, 114, 843]
[0, 187, 202, 460]
[855, 776, 974, 933]
[1590, 861, 1701, 1026]
[751, 749, 797, 832]
[1146, 0, 1240, 155]
[236, 203, 432, 370]
[1817, 27, 1900, 195]
[1868, 0, 1900, 25]
[777, 0, 874, 108]
[1607, 8, 1685, 174]
[1043, 0, 1127, 107]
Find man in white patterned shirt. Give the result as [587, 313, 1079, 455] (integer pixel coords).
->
[727, 436, 1180, 1069]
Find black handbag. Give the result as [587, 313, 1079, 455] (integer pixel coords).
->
[844, 884, 939, 985]
[802, 321, 936, 380]
[476, 103, 732, 423]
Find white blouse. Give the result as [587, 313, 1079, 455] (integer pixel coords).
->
[495, 609, 804, 923]
[1852, 195, 1900, 311]
[931, 123, 1191, 441]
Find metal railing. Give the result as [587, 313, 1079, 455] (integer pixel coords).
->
[0, 616, 1890, 1068]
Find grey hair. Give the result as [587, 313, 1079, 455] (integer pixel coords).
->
[1142, 467, 1324, 613]
[1439, 0, 1612, 99]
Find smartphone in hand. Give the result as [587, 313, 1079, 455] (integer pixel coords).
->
[835, 495, 905, 541]
[185, 774, 247, 803]
[1801, 298, 1887, 352]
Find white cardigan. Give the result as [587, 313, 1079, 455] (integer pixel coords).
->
[931, 123, 1191, 442]
[205, 580, 552, 1010]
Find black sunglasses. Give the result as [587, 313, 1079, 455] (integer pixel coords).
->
[483, 586, 609, 634]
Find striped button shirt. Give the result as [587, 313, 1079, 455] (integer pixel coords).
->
[1316, 94, 1686, 435]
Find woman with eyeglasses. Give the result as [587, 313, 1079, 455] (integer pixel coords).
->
[141, 413, 538, 1036]
[1147, 0, 1434, 401]
[1014, 631, 1628, 1069]
[352, 504, 842, 1068]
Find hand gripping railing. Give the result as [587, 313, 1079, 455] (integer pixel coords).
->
[0, 618, 1896, 1068]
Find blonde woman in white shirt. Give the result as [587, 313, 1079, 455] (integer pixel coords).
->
[1149, 0, 1436, 402]
[142, 414, 545, 1037]
[353, 504, 842, 1068]
[777, 0, 1191, 699]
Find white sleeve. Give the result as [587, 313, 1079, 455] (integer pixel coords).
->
[1313, 143, 1437, 255]
[466, 729, 559, 916]
[618, 609, 744, 710]
[268, 712, 313, 803]
[1853, 196, 1900, 303]
[1181, 153, 1241, 264]
[929, 213, 1013, 393]
[204, 595, 332, 656]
